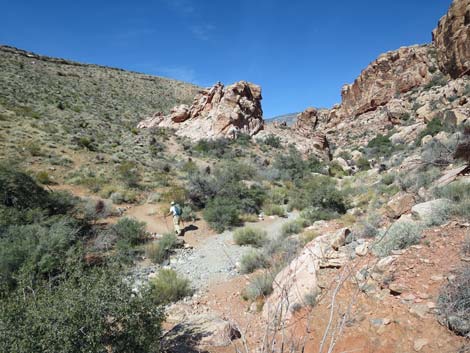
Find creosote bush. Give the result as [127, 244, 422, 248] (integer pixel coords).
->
[111, 217, 147, 247]
[240, 250, 269, 274]
[149, 268, 193, 304]
[233, 227, 267, 247]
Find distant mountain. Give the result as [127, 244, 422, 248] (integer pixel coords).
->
[266, 112, 299, 126]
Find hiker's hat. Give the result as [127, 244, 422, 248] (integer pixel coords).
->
[171, 201, 175, 205]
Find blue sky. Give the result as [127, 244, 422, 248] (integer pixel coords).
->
[1, 0, 450, 117]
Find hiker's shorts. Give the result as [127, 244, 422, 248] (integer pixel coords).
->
[173, 215, 181, 234]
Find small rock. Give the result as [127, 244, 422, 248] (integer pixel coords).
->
[401, 293, 416, 301]
[389, 283, 408, 295]
[410, 304, 429, 318]
[374, 256, 396, 273]
[413, 338, 429, 352]
[430, 275, 444, 282]
[355, 243, 369, 256]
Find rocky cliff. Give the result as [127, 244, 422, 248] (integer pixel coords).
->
[138, 81, 263, 139]
[433, 0, 470, 78]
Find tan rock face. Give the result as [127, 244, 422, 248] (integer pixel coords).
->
[338, 45, 437, 119]
[433, 0, 470, 78]
[137, 81, 263, 139]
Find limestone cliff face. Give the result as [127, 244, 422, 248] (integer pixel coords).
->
[433, 0, 470, 78]
[137, 81, 263, 139]
[337, 45, 438, 119]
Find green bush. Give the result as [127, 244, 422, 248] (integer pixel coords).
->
[263, 204, 286, 217]
[273, 146, 308, 181]
[240, 250, 269, 274]
[242, 271, 275, 301]
[367, 134, 393, 156]
[36, 171, 53, 185]
[203, 196, 241, 232]
[418, 117, 446, 143]
[373, 221, 422, 257]
[111, 217, 147, 247]
[381, 172, 396, 186]
[281, 219, 305, 237]
[145, 233, 177, 264]
[1, 266, 164, 353]
[300, 207, 337, 224]
[118, 161, 140, 188]
[233, 227, 267, 247]
[437, 266, 470, 337]
[149, 268, 193, 304]
[356, 157, 371, 171]
[261, 134, 282, 148]
[435, 181, 470, 219]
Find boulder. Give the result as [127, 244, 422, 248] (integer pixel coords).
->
[385, 192, 416, 219]
[330, 227, 351, 250]
[433, 0, 470, 78]
[389, 123, 426, 145]
[138, 81, 263, 140]
[355, 243, 369, 256]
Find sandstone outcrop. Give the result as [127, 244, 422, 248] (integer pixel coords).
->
[137, 81, 263, 139]
[433, 0, 470, 78]
[337, 45, 438, 119]
[263, 228, 349, 321]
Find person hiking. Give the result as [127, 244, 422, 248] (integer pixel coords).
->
[167, 201, 182, 236]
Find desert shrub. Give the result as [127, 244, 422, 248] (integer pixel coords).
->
[281, 219, 305, 237]
[366, 134, 393, 156]
[193, 138, 231, 158]
[118, 161, 140, 188]
[328, 161, 347, 177]
[240, 250, 269, 274]
[263, 204, 286, 217]
[381, 172, 396, 186]
[0, 218, 79, 289]
[83, 198, 113, 221]
[300, 207, 338, 224]
[422, 200, 452, 227]
[261, 134, 282, 148]
[299, 230, 319, 246]
[149, 268, 192, 304]
[355, 157, 370, 171]
[418, 117, 446, 143]
[147, 192, 161, 204]
[77, 136, 97, 151]
[1, 266, 164, 353]
[287, 175, 347, 214]
[203, 196, 241, 232]
[273, 145, 309, 181]
[397, 166, 441, 192]
[24, 141, 42, 156]
[435, 181, 470, 219]
[111, 217, 147, 247]
[36, 171, 53, 185]
[145, 233, 177, 264]
[181, 205, 196, 222]
[354, 212, 381, 238]
[373, 221, 422, 257]
[233, 227, 267, 247]
[242, 271, 275, 301]
[304, 291, 318, 307]
[437, 266, 470, 337]
[187, 172, 217, 208]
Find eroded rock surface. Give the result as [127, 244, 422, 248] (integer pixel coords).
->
[138, 81, 263, 139]
[433, 0, 470, 78]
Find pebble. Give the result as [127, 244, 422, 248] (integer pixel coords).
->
[413, 338, 429, 351]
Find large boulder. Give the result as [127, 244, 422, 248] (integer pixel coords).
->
[433, 0, 470, 78]
[137, 81, 264, 140]
[411, 199, 452, 223]
[263, 229, 349, 321]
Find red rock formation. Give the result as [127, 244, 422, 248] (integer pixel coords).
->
[138, 81, 263, 139]
[433, 0, 470, 78]
[337, 45, 437, 119]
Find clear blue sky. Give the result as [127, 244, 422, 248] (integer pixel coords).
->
[0, 0, 450, 118]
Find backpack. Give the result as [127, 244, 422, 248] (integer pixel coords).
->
[174, 204, 182, 216]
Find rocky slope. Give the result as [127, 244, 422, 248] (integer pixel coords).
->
[138, 81, 264, 139]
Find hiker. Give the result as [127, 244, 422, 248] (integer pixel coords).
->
[167, 201, 182, 236]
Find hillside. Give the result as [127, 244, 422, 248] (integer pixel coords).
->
[0, 45, 199, 171]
